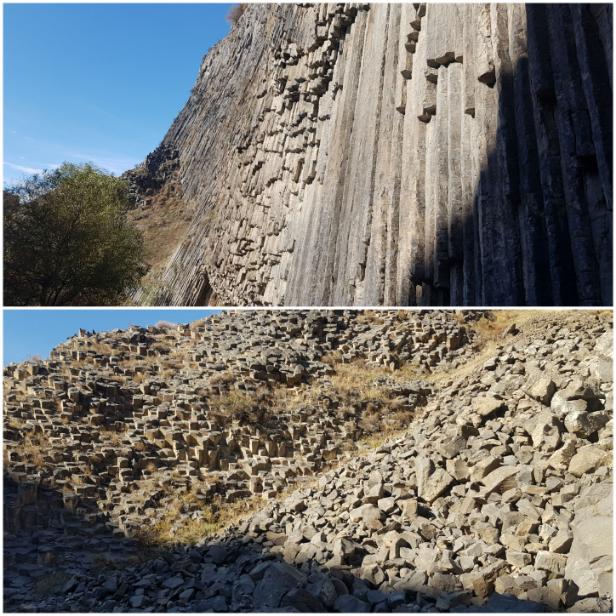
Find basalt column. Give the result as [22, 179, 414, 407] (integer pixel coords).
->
[129, 3, 612, 306]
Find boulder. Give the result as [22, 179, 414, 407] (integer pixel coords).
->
[530, 411, 562, 451]
[333, 594, 370, 612]
[535, 551, 567, 575]
[416, 456, 454, 503]
[568, 445, 608, 477]
[253, 562, 306, 608]
[481, 466, 519, 495]
[474, 396, 506, 419]
[349, 504, 384, 529]
[565, 483, 612, 598]
[526, 373, 557, 405]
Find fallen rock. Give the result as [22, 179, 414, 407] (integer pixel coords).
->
[481, 466, 519, 495]
[568, 445, 608, 476]
[526, 374, 557, 406]
[565, 482, 613, 598]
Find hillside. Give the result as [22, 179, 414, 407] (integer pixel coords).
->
[126, 3, 612, 306]
[3, 310, 613, 611]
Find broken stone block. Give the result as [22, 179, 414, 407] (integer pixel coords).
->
[568, 445, 608, 477]
[526, 375, 557, 406]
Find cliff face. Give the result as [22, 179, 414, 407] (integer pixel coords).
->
[130, 3, 613, 306]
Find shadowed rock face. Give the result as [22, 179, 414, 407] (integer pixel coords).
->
[129, 3, 612, 306]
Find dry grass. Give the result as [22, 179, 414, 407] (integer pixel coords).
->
[355, 428, 407, 454]
[131, 371, 146, 384]
[207, 387, 271, 422]
[128, 180, 195, 299]
[354, 310, 386, 325]
[209, 370, 236, 387]
[87, 341, 116, 355]
[20, 431, 51, 468]
[137, 490, 261, 546]
[33, 570, 72, 597]
[98, 427, 126, 446]
[328, 361, 392, 402]
[227, 4, 247, 26]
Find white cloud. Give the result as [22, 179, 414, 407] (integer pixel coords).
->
[66, 151, 139, 175]
[4, 161, 44, 175]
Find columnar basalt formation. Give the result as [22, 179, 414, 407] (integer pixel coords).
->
[3, 311, 613, 612]
[128, 3, 612, 306]
[3, 311, 470, 539]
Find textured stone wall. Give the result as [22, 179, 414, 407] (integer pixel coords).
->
[130, 3, 612, 306]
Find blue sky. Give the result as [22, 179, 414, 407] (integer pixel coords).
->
[4, 3, 232, 186]
[3, 309, 220, 364]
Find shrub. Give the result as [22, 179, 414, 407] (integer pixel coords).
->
[227, 4, 247, 26]
[4, 163, 147, 305]
[154, 320, 177, 329]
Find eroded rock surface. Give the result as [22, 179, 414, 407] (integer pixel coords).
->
[4, 311, 471, 538]
[3, 311, 613, 612]
[128, 3, 612, 306]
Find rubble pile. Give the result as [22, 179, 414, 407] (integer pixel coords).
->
[3, 311, 612, 612]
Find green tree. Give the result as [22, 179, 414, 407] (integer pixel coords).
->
[4, 163, 147, 305]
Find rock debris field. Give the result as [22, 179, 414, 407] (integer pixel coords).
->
[3, 310, 613, 612]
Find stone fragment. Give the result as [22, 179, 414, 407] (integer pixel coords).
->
[535, 551, 567, 576]
[526, 375, 557, 406]
[474, 396, 505, 419]
[163, 576, 184, 590]
[334, 594, 370, 612]
[565, 483, 613, 598]
[349, 504, 384, 529]
[253, 562, 306, 608]
[568, 445, 608, 476]
[481, 466, 518, 494]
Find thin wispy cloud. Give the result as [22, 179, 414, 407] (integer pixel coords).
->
[4, 161, 44, 175]
[66, 151, 139, 175]
[3, 161, 61, 187]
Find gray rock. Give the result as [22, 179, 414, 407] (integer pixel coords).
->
[349, 504, 384, 529]
[565, 483, 612, 598]
[481, 466, 519, 495]
[568, 445, 608, 476]
[253, 562, 306, 608]
[334, 594, 370, 612]
[163, 576, 184, 590]
[281, 588, 325, 611]
[474, 396, 505, 419]
[535, 551, 567, 575]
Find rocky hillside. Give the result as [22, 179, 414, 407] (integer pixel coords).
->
[127, 3, 612, 306]
[3, 310, 613, 612]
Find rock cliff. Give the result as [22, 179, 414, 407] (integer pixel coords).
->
[128, 3, 612, 306]
[3, 310, 613, 611]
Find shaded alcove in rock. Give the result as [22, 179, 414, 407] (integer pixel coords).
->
[400, 3, 612, 307]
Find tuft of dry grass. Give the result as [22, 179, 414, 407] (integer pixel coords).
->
[19, 431, 51, 468]
[33, 570, 72, 597]
[87, 341, 116, 356]
[227, 4, 247, 26]
[328, 361, 391, 402]
[137, 491, 261, 546]
[98, 427, 126, 447]
[207, 387, 271, 422]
